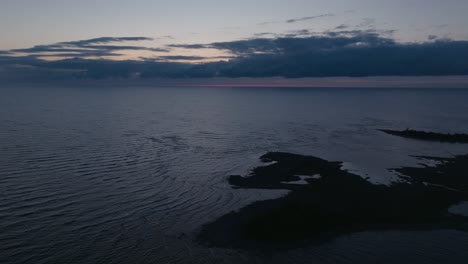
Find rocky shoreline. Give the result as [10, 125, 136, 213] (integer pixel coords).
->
[379, 129, 468, 143]
[198, 152, 468, 250]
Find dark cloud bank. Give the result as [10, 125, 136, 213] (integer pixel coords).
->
[1, 31, 468, 82]
[9, 36, 168, 57]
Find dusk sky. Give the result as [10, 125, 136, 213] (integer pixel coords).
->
[1, 0, 468, 85]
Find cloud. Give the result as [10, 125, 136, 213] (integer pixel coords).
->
[357, 18, 376, 28]
[8, 36, 168, 59]
[157, 55, 234, 61]
[2, 31, 468, 80]
[0, 54, 38, 65]
[335, 24, 349, 30]
[30, 52, 123, 58]
[281, 29, 314, 38]
[78, 45, 168, 52]
[168, 39, 281, 55]
[258, 13, 334, 26]
[12, 46, 101, 53]
[167, 44, 209, 49]
[257, 21, 278, 26]
[158, 35, 175, 40]
[253, 32, 278, 37]
[285, 13, 334, 23]
[162, 31, 468, 78]
[217, 37, 468, 78]
[58, 37, 153, 46]
[169, 30, 396, 55]
[144, 55, 207, 61]
[210, 39, 281, 55]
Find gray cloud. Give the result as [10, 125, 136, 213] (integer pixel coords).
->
[211, 36, 468, 78]
[257, 20, 279, 26]
[2, 31, 468, 80]
[253, 32, 278, 37]
[147, 55, 206, 61]
[357, 18, 376, 28]
[258, 13, 334, 26]
[8, 37, 167, 58]
[169, 30, 396, 55]
[281, 29, 313, 38]
[80, 45, 168, 52]
[58, 37, 153, 46]
[12, 46, 100, 53]
[30, 52, 123, 58]
[158, 35, 175, 40]
[167, 44, 210, 49]
[0, 54, 38, 65]
[142, 55, 235, 61]
[335, 24, 349, 30]
[286, 13, 335, 23]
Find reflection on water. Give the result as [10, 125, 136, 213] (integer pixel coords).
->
[1, 85, 468, 263]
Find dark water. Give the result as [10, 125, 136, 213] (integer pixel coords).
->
[1, 85, 468, 264]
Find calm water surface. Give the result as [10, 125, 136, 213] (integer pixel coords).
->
[1, 85, 468, 264]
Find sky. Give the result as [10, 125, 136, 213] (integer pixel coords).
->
[2, 0, 468, 49]
[1, 0, 468, 86]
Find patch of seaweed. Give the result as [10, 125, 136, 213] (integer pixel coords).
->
[198, 152, 468, 249]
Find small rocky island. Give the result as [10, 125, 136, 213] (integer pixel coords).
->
[379, 129, 468, 143]
[199, 152, 468, 249]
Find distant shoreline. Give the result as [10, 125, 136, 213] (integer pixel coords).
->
[2, 76, 468, 89]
